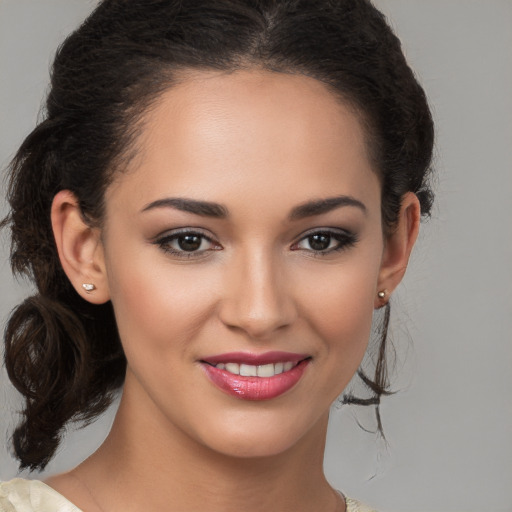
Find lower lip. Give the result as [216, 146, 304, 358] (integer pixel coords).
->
[201, 360, 310, 401]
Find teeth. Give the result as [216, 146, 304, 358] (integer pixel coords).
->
[240, 364, 257, 377]
[225, 363, 240, 375]
[215, 361, 298, 377]
[257, 364, 275, 377]
[283, 362, 294, 372]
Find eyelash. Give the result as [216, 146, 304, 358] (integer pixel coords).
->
[291, 228, 358, 256]
[153, 228, 357, 259]
[153, 229, 221, 259]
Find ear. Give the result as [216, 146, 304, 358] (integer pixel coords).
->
[51, 190, 110, 304]
[375, 192, 421, 308]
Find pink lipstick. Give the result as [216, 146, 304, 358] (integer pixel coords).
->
[200, 351, 310, 400]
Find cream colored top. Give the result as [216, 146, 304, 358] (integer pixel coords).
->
[0, 479, 376, 512]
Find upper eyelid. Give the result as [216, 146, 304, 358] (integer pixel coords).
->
[153, 227, 216, 241]
[293, 226, 354, 241]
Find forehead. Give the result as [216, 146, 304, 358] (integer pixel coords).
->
[106, 69, 379, 216]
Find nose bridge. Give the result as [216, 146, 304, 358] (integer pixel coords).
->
[220, 244, 296, 338]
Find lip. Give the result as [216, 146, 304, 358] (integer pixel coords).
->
[200, 352, 311, 401]
[201, 351, 309, 366]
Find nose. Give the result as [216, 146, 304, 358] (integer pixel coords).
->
[218, 249, 297, 340]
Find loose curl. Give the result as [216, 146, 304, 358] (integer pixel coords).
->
[2, 0, 434, 471]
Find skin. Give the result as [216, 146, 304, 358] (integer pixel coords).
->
[49, 70, 420, 512]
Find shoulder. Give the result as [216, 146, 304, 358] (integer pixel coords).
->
[0, 479, 82, 512]
[345, 496, 378, 512]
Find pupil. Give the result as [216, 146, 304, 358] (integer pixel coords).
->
[178, 235, 202, 251]
[309, 234, 330, 251]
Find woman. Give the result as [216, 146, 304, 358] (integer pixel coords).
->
[1, 0, 433, 511]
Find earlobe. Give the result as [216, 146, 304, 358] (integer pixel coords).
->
[51, 190, 110, 304]
[375, 192, 421, 308]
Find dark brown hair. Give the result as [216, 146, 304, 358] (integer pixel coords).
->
[2, 0, 434, 471]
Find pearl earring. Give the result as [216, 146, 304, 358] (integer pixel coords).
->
[377, 290, 387, 299]
[82, 283, 96, 293]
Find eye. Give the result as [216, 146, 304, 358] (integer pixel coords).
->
[153, 229, 221, 258]
[292, 229, 357, 255]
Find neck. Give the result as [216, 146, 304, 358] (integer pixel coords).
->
[73, 377, 340, 512]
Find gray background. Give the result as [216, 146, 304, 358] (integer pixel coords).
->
[1, 1, 511, 511]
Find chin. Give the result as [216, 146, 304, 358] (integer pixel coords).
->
[213, 434, 297, 459]
[191, 407, 329, 461]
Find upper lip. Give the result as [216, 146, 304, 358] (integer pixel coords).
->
[201, 351, 310, 366]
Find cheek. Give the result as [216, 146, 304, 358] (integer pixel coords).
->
[311, 279, 373, 337]
[104, 246, 218, 362]
[305, 282, 375, 400]
[296, 249, 382, 373]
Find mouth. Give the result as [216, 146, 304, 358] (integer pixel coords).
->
[209, 361, 297, 377]
[199, 352, 311, 401]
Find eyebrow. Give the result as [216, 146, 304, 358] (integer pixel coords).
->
[288, 195, 367, 220]
[141, 194, 366, 220]
[141, 197, 228, 218]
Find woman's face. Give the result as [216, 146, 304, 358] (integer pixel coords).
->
[100, 70, 387, 457]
